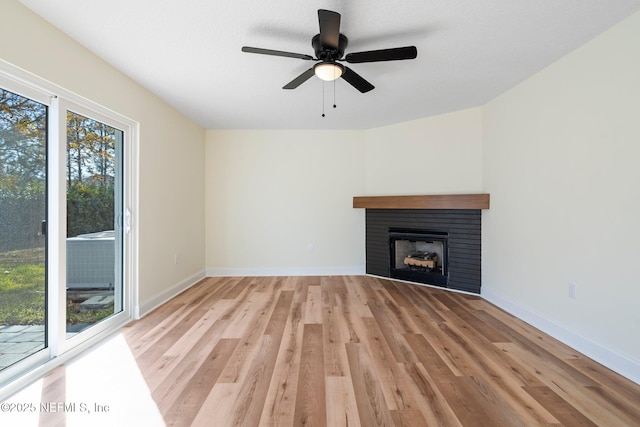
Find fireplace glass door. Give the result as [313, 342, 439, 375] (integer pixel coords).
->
[389, 229, 448, 287]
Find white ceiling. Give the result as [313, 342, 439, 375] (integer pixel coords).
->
[19, 0, 640, 130]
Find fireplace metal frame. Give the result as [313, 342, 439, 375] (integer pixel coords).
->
[388, 228, 449, 287]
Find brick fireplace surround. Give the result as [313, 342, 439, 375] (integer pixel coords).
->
[353, 194, 490, 294]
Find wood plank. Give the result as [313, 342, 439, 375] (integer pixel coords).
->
[478, 312, 600, 387]
[335, 288, 363, 344]
[432, 292, 510, 343]
[360, 317, 419, 411]
[325, 376, 362, 427]
[293, 323, 326, 426]
[217, 282, 282, 383]
[438, 376, 528, 427]
[344, 275, 374, 319]
[345, 342, 395, 426]
[322, 305, 350, 377]
[189, 383, 239, 427]
[353, 193, 490, 209]
[367, 297, 418, 363]
[38, 367, 68, 427]
[373, 285, 420, 335]
[496, 342, 637, 426]
[411, 315, 481, 377]
[259, 299, 304, 426]
[151, 318, 230, 404]
[400, 362, 463, 426]
[475, 303, 585, 361]
[404, 333, 457, 382]
[568, 357, 640, 415]
[228, 290, 294, 426]
[136, 299, 233, 387]
[523, 386, 597, 427]
[221, 276, 255, 299]
[304, 285, 323, 324]
[428, 308, 558, 424]
[163, 338, 240, 427]
[390, 409, 429, 426]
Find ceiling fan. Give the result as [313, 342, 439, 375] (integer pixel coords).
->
[242, 9, 417, 93]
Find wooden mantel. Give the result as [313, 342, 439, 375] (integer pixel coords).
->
[353, 193, 490, 210]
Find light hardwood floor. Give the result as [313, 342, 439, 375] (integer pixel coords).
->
[45, 276, 640, 425]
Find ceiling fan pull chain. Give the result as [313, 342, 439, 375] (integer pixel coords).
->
[322, 81, 326, 117]
[333, 78, 337, 109]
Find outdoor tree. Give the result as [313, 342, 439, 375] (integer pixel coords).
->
[0, 89, 47, 251]
[65, 111, 117, 237]
[0, 88, 46, 192]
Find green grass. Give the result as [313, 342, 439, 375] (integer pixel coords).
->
[0, 247, 45, 266]
[1, 248, 113, 326]
[0, 262, 46, 325]
[66, 301, 113, 325]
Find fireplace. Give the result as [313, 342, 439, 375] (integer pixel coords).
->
[365, 209, 481, 292]
[389, 228, 448, 287]
[354, 194, 489, 294]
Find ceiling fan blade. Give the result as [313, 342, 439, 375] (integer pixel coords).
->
[242, 46, 314, 60]
[283, 68, 316, 89]
[318, 9, 341, 50]
[345, 46, 417, 63]
[341, 67, 374, 93]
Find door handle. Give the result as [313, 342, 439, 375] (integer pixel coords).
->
[125, 209, 131, 234]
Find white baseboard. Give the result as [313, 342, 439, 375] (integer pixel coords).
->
[482, 288, 640, 385]
[206, 265, 365, 277]
[136, 270, 206, 318]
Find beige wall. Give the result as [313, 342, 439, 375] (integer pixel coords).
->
[364, 108, 483, 195]
[1, 1, 206, 310]
[482, 10, 640, 378]
[206, 130, 366, 275]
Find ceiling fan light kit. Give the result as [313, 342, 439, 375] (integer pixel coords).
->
[314, 62, 344, 81]
[242, 9, 417, 95]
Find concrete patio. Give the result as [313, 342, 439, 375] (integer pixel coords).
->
[0, 325, 45, 370]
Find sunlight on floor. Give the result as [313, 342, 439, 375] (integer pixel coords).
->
[0, 333, 165, 426]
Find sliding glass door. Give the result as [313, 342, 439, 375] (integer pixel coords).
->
[0, 68, 135, 392]
[0, 87, 48, 372]
[65, 110, 123, 338]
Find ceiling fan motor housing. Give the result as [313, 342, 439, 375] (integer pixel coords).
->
[312, 34, 348, 62]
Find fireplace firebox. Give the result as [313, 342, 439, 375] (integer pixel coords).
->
[389, 229, 448, 287]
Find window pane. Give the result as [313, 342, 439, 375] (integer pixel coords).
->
[65, 111, 122, 337]
[0, 88, 47, 370]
